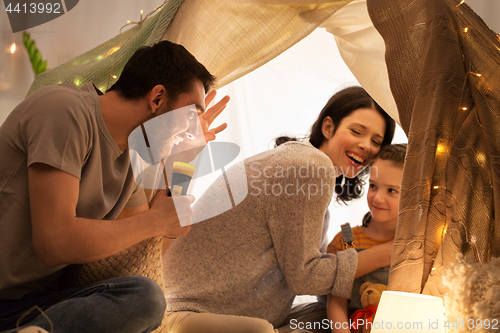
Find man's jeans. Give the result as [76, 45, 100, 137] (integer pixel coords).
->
[0, 276, 165, 333]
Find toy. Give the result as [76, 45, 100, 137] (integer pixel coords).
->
[350, 282, 388, 333]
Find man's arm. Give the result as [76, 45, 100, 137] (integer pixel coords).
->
[29, 163, 192, 266]
[116, 203, 150, 219]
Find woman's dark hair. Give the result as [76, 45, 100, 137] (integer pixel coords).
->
[276, 86, 396, 203]
[108, 41, 215, 101]
[362, 143, 407, 227]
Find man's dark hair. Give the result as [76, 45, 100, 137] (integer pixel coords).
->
[108, 41, 215, 101]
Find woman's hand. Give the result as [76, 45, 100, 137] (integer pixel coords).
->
[355, 239, 394, 278]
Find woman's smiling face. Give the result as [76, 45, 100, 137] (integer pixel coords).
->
[319, 107, 386, 178]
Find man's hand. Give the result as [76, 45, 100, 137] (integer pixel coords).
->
[147, 190, 193, 238]
[201, 90, 230, 142]
[29, 163, 192, 266]
[165, 90, 230, 168]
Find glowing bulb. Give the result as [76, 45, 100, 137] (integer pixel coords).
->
[461, 106, 468, 111]
[471, 72, 482, 77]
[10, 43, 16, 53]
[433, 186, 439, 189]
[464, 27, 468, 33]
[141, 10, 143, 15]
[127, 20, 131, 23]
[432, 267, 436, 271]
[456, 0, 464, 7]
[112, 75, 117, 79]
[74, 78, 81, 87]
[436, 144, 447, 154]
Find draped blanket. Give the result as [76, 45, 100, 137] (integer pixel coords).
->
[368, 0, 500, 295]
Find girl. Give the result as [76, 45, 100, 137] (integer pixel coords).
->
[327, 143, 407, 333]
[162, 86, 396, 333]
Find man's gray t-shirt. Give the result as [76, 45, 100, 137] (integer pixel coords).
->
[0, 82, 146, 299]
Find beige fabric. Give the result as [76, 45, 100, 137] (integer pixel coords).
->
[164, 311, 277, 333]
[164, 302, 329, 333]
[161, 0, 356, 88]
[0, 82, 145, 300]
[368, 0, 500, 295]
[320, 0, 399, 124]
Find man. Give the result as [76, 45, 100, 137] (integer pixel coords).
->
[0, 40, 228, 332]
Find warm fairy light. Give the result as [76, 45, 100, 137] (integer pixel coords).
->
[432, 267, 436, 271]
[464, 27, 468, 33]
[470, 72, 482, 77]
[112, 75, 117, 79]
[476, 152, 486, 166]
[436, 143, 448, 154]
[105, 46, 121, 57]
[120, 1, 166, 33]
[10, 43, 16, 53]
[437, 224, 448, 244]
[456, 0, 464, 7]
[73, 78, 81, 87]
[461, 106, 468, 111]
[433, 186, 439, 189]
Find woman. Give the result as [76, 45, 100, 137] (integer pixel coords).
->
[162, 86, 396, 333]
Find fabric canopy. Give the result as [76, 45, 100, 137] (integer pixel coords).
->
[369, 0, 500, 295]
[27, 0, 500, 302]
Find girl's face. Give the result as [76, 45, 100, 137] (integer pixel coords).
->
[319, 108, 386, 178]
[367, 159, 403, 226]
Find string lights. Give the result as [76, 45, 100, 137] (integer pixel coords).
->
[10, 43, 16, 54]
[119, 2, 167, 33]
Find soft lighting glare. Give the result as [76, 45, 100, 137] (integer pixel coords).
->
[476, 152, 486, 166]
[372, 291, 445, 333]
[105, 46, 122, 57]
[10, 43, 16, 54]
